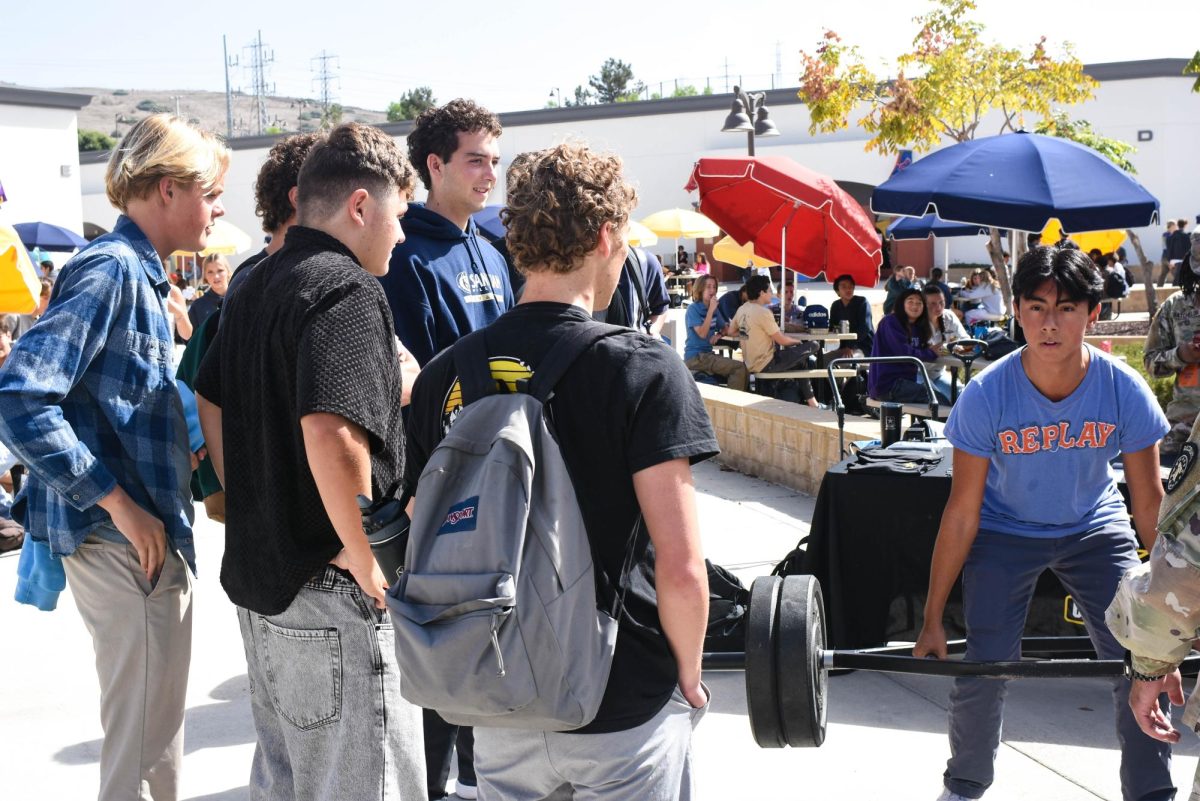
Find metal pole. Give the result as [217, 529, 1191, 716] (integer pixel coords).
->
[223, 35, 233, 139]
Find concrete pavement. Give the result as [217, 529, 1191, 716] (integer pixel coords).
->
[2, 460, 1198, 800]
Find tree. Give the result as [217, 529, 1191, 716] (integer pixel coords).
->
[321, 103, 343, 130]
[798, 0, 1121, 307]
[78, 129, 116, 152]
[564, 85, 593, 107]
[672, 85, 699, 98]
[588, 58, 644, 104]
[799, 0, 1097, 152]
[1033, 112, 1136, 173]
[387, 87, 437, 122]
[1186, 50, 1200, 92]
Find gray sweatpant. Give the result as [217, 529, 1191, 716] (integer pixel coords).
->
[64, 535, 193, 801]
[473, 684, 709, 801]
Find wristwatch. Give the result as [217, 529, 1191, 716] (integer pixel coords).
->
[1124, 651, 1169, 682]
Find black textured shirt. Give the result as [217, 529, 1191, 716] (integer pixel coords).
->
[196, 226, 404, 615]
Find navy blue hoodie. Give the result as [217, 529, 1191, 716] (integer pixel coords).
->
[380, 203, 514, 365]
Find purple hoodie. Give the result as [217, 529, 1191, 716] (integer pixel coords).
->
[867, 313, 937, 398]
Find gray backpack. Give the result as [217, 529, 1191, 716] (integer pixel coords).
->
[388, 323, 636, 730]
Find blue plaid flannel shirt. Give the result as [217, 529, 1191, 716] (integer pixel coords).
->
[0, 216, 195, 569]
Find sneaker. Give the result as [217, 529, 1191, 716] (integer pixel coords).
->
[935, 790, 973, 801]
[455, 781, 478, 800]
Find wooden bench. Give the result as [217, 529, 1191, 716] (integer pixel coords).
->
[865, 397, 949, 421]
[748, 368, 857, 393]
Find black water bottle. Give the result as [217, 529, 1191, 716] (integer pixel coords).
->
[359, 494, 411, 586]
[880, 402, 903, 448]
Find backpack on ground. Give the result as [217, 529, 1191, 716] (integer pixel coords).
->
[387, 323, 637, 731]
[705, 559, 749, 652]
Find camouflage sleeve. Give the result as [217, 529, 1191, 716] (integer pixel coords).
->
[1107, 535, 1200, 675]
[1144, 301, 1185, 378]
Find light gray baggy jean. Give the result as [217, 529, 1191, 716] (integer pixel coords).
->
[236, 566, 426, 801]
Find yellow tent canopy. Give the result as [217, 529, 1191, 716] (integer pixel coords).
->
[0, 223, 43, 314]
[640, 208, 721, 239]
[1040, 220, 1126, 256]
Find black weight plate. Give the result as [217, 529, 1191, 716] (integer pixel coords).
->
[778, 574, 828, 747]
[745, 575, 785, 748]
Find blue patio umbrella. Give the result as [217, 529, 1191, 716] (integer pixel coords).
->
[13, 221, 89, 252]
[886, 214, 990, 240]
[871, 132, 1159, 233]
[471, 205, 505, 242]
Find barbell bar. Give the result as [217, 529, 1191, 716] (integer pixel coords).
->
[700, 574, 1200, 749]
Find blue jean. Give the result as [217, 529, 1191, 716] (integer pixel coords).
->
[236, 567, 426, 801]
[944, 525, 1174, 801]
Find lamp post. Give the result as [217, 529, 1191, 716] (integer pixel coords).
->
[721, 86, 780, 156]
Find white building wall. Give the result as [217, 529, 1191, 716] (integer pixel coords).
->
[78, 68, 1200, 278]
[0, 103, 84, 266]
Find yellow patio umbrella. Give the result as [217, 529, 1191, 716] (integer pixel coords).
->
[1040, 219, 1126, 255]
[640, 208, 721, 239]
[626, 220, 658, 247]
[172, 219, 254, 257]
[712, 235, 779, 269]
[0, 223, 43, 314]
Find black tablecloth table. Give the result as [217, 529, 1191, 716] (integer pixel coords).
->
[800, 451, 1134, 649]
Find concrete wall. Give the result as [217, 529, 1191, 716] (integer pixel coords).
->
[697, 384, 879, 496]
[0, 100, 86, 267]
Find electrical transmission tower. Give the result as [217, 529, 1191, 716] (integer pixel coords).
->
[312, 51, 340, 124]
[244, 30, 275, 135]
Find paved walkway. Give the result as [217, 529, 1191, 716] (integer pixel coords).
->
[1, 461, 1197, 800]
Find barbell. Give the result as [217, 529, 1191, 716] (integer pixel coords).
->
[699, 574, 1200, 749]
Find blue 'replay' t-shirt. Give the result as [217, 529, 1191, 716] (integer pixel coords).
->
[944, 344, 1168, 537]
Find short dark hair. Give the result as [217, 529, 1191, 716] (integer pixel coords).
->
[1012, 245, 1104, 310]
[832, 273, 855, 291]
[922, 283, 944, 298]
[931, 267, 944, 280]
[255, 132, 324, 233]
[407, 99, 502, 190]
[296, 123, 416, 222]
[744, 274, 772, 300]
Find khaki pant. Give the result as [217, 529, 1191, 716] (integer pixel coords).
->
[64, 534, 193, 801]
[685, 351, 749, 392]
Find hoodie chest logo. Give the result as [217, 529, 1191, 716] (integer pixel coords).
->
[456, 271, 503, 303]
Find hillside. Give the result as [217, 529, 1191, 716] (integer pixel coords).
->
[64, 86, 388, 143]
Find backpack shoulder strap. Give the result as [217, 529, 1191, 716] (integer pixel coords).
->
[625, 249, 652, 334]
[451, 329, 496, 407]
[526, 322, 627, 403]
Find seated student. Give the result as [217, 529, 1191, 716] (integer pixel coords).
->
[959, 268, 1005, 326]
[929, 267, 953, 307]
[732, 275, 823, 407]
[782, 282, 808, 332]
[684, 274, 749, 391]
[868, 287, 940, 404]
[694, 252, 710, 274]
[924, 284, 968, 404]
[828, 273, 875, 358]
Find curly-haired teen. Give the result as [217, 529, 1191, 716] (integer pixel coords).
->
[406, 142, 715, 801]
[195, 122, 425, 800]
[380, 98, 513, 367]
[0, 113, 228, 801]
[228, 132, 324, 292]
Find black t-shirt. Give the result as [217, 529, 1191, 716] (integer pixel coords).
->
[405, 302, 719, 733]
[195, 226, 405, 615]
[187, 288, 222, 330]
[829, 295, 875, 354]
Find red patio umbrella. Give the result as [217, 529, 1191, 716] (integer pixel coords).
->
[686, 156, 882, 289]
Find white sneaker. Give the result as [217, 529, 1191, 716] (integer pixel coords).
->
[455, 781, 478, 800]
[935, 790, 973, 801]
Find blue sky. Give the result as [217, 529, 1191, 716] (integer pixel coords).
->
[4, 0, 1193, 113]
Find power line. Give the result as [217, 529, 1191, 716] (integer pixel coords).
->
[243, 30, 275, 135]
[311, 50, 340, 119]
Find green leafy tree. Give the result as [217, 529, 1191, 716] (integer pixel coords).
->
[588, 58, 644, 104]
[672, 85, 699, 98]
[387, 87, 437, 122]
[564, 85, 593, 107]
[78, 128, 116, 152]
[798, 0, 1096, 154]
[1186, 50, 1200, 92]
[321, 103, 344, 130]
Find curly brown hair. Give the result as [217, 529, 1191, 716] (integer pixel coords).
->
[296, 123, 416, 223]
[254, 132, 324, 233]
[407, 99, 502, 190]
[502, 143, 637, 275]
